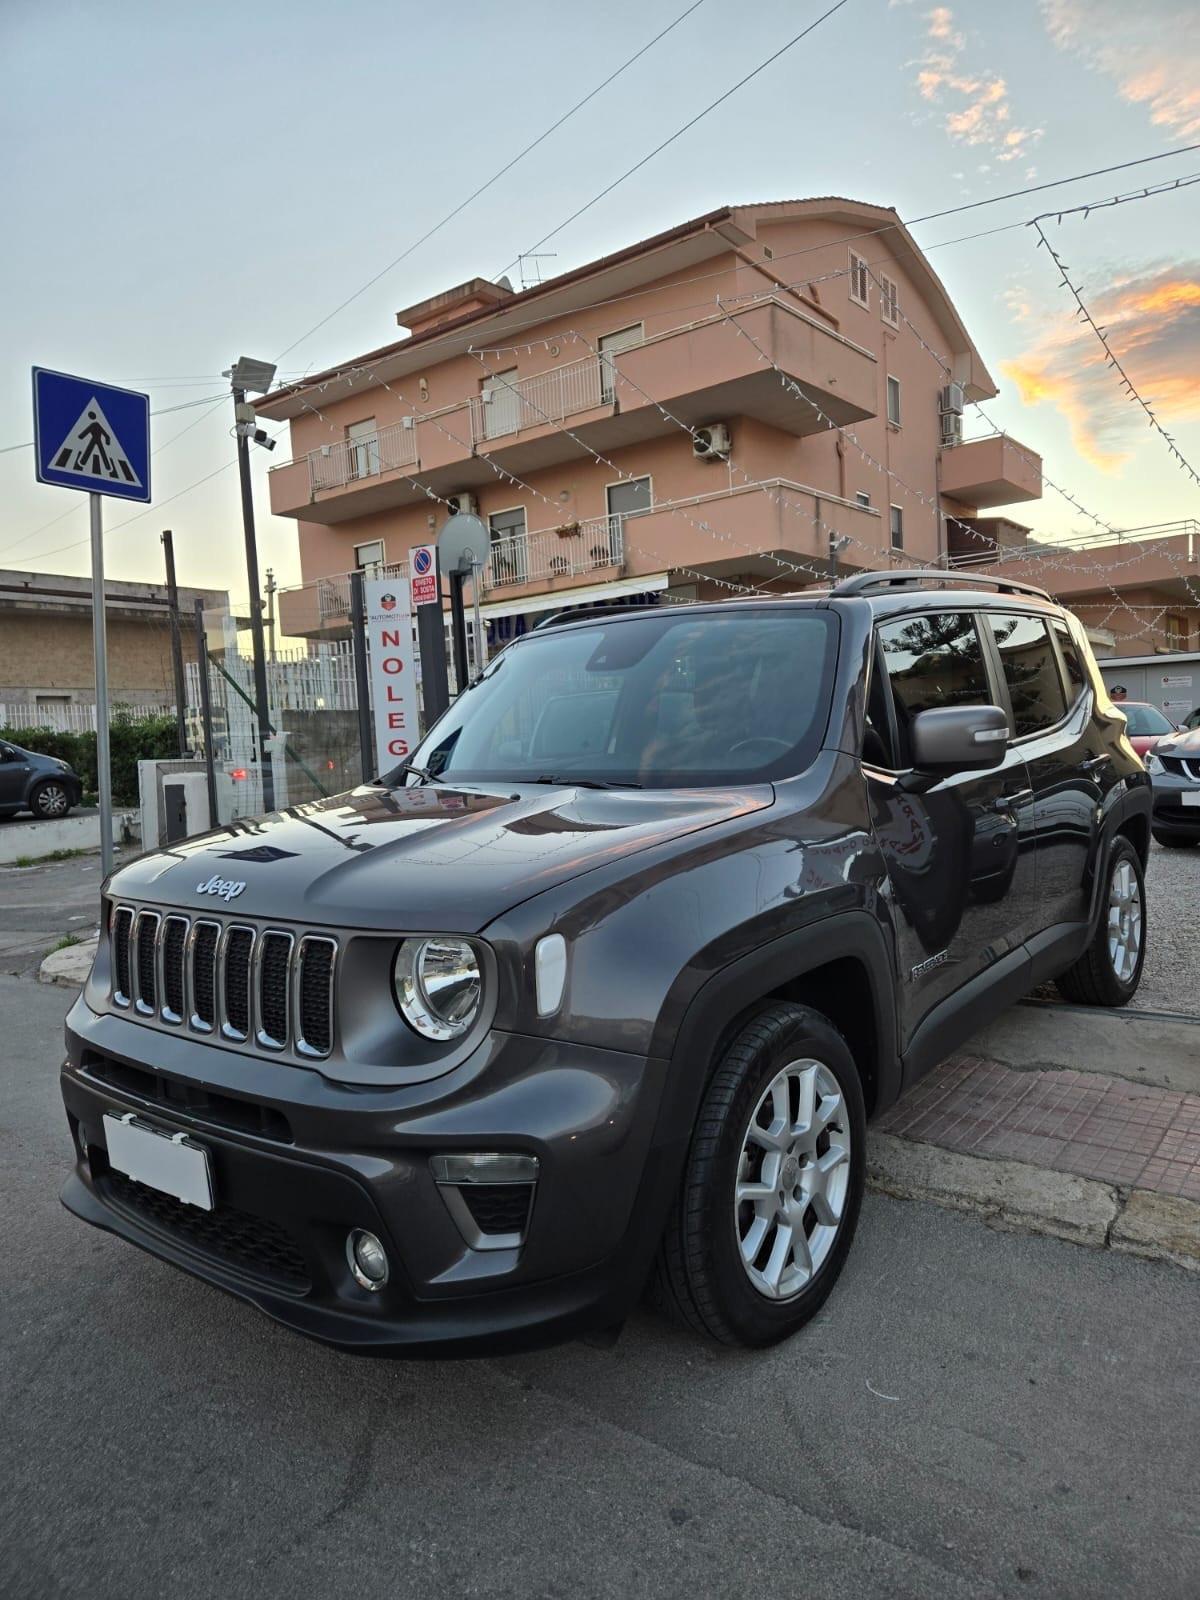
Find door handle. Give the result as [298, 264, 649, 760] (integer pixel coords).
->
[1080, 754, 1111, 772]
[992, 789, 1033, 813]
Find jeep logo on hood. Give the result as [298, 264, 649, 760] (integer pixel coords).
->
[197, 874, 247, 903]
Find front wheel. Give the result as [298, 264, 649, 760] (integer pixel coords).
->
[653, 1003, 866, 1347]
[30, 780, 72, 820]
[1054, 836, 1146, 1007]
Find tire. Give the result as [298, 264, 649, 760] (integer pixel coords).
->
[652, 1002, 866, 1348]
[1054, 835, 1146, 1007]
[1153, 832, 1197, 850]
[30, 780, 72, 820]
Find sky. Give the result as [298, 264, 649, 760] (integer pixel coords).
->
[1, 0, 1198, 616]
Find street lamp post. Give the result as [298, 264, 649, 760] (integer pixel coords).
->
[223, 357, 277, 813]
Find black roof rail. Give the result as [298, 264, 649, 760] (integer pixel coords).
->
[532, 602, 682, 632]
[830, 568, 1052, 602]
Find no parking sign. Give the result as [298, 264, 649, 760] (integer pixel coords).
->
[410, 544, 439, 607]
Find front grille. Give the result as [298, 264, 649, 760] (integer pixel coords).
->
[222, 928, 254, 1038]
[134, 912, 160, 1014]
[108, 906, 336, 1059]
[103, 1169, 310, 1289]
[112, 906, 133, 1004]
[1161, 755, 1200, 783]
[83, 1052, 293, 1143]
[162, 916, 187, 1021]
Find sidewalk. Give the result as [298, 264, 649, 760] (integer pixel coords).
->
[870, 1003, 1200, 1273]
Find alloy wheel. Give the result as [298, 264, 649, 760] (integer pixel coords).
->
[734, 1058, 851, 1301]
[1107, 858, 1142, 982]
[36, 784, 69, 818]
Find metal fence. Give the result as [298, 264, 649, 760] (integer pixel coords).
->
[469, 355, 604, 444]
[307, 418, 420, 492]
[0, 701, 172, 732]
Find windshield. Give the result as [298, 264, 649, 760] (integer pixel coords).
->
[1123, 704, 1174, 736]
[391, 608, 838, 789]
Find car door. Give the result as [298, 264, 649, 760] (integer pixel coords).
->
[981, 609, 1111, 935]
[0, 743, 31, 809]
[865, 610, 1037, 1044]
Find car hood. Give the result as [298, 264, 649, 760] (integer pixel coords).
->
[1155, 726, 1200, 760]
[108, 781, 774, 932]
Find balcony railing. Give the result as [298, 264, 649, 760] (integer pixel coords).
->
[317, 560, 409, 624]
[486, 514, 625, 589]
[469, 355, 605, 445]
[307, 420, 419, 492]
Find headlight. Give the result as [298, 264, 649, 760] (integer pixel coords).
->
[392, 937, 482, 1040]
[1144, 752, 1164, 776]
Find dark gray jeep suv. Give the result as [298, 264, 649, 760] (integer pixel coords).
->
[59, 571, 1151, 1354]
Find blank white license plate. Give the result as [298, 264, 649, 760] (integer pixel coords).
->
[103, 1113, 214, 1210]
[1183, 792, 1200, 807]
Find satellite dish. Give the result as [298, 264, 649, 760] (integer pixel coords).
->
[438, 512, 489, 575]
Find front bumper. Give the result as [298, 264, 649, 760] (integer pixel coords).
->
[1150, 773, 1200, 838]
[60, 996, 678, 1356]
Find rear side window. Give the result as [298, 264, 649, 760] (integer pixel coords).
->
[878, 612, 991, 765]
[1050, 618, 1087, 701]
[985, 612, 1067, 737]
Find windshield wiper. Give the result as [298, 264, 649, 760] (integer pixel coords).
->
[532, 775, 643, 790]
[385, 761, 439, 787]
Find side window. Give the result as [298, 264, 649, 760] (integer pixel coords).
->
[986, 612, 1067, 737]
[1050, 617, 1087, 702]
[862, 648, 895, 769]
[879, 612, 991, 765]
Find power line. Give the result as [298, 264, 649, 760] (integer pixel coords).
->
[275, 0, 708, 363]
[491, 0, 855, 279]
[0, 389, 228, 457]
[1033, 217, 1200, 491]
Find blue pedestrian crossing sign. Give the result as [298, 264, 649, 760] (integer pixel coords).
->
[32, 367, 151, 503]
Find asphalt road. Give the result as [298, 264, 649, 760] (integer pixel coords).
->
[0, 844, 136, 976]
[2, 977, 1197, 1600]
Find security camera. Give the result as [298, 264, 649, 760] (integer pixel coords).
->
[253, 429, 276, 452]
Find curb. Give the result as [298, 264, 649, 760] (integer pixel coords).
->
[38, 934, 98, 989]
[867, 1132, 1200, 1272]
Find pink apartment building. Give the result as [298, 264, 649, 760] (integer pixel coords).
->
[261, 198, 1049, 647]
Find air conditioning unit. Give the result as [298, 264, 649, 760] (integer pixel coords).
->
[693, 422, 731, 461]
[939, 383, 965, 415]
[446, 492, 479, 517]
[940, 411, 963, 448]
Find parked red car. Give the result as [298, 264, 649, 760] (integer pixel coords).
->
[1119, 701, 1179, 758]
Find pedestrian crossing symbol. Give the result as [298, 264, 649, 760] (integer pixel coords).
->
[32, 367, 151, 503]
[49, 399, 143, 488]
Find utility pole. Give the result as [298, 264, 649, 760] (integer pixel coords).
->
[265, 566, 277, 662]
[223, 358, 278, 813]
[161, 529, 189, 757]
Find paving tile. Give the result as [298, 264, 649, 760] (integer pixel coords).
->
[883, 1052, 1200, 1201]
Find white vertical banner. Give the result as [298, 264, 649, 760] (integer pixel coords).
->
[365, 577, 415, 776]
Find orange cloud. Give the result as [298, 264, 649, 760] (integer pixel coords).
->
[910, 8, 1042, 163]
[1042, 1, 1200, 140]
[1001, 261, 1200, 472]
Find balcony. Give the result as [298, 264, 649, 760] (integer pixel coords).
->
[951, 520, 1200, 603]
[940, 433, 1042, 509]
[267, 298, 879, 525]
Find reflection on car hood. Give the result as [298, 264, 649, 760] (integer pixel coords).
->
[108, 782, 774, 932]
[1156, 726, 1200, 759]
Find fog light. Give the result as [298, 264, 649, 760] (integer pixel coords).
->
[346, 1229, 389, 1291]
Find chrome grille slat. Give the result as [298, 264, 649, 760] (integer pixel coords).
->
[109, 906, 335, 1060]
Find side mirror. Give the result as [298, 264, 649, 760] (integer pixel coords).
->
[901, 704, 1009, 788]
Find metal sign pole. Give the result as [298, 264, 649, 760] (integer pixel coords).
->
[349, 569, 374, 783]
[90, 493, 114, 879]
[193, 600, 220, 825]
[470, 558, 487, 676]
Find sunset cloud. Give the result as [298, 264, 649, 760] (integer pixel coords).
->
[1001, 261, 1200, 471]
[1041, 0, 1200, 140]
[912, 8, 1042, 165]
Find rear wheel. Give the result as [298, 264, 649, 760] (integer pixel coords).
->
[30, 780, 72, 820]
[1054, 836, 1146, 1007]
[1153, 832, 1196, 849]
[653, 1002, 865, 1347]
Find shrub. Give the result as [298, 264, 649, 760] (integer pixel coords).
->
[0, 709, 179, 807]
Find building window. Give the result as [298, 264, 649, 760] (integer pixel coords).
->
[346, 418, 380, 480]
[1165, 613, 1188, 650]
[856, 491, 871, 508]
[849, 250, 870, 308]
[489, 506, 528, 585]
[354, 540, 385, 573]
[598, 323, 644, 404]
[879, 273, 899, 326]
[889, 505, 904, 549]
[886, 376, 901, 427]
